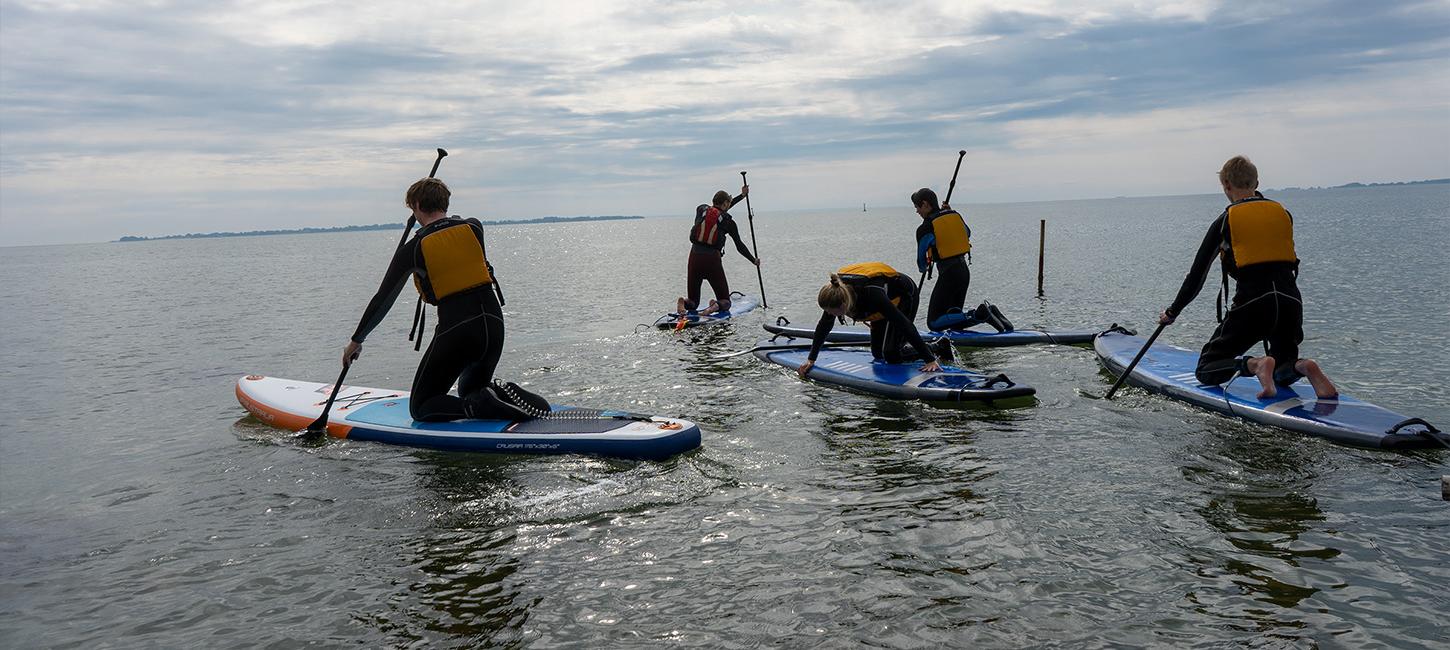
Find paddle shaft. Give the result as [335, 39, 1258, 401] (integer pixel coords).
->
[1105, 321, 1168, 399]
[395, 148, 449, 247]
[919, 150, 967, 289]
[306, 148, 448, 437]
[740, 171, 767, 307]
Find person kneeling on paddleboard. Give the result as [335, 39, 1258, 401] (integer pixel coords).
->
[798, 262, 950, 378]
[674, 184, 761, 324]
[912, 188, 1012, 333]
[1158, 155, 1337, 401]
[341, 177, 550, 422]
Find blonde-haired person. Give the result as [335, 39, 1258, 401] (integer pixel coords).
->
[797, 262, 948, 378]
[674, 184, 760, 321]
[1158, 156, 1337, 400]
[341, 178, 549, 422]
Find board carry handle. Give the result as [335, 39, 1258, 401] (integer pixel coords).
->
[1387, 417, 1441, 434]
[776, 315, 791, 326]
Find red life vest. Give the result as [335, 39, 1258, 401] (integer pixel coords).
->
[689, 204, 725, 248]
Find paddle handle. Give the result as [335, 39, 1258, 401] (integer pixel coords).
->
[1105, 321, 1168, 400]
[396, 148, 449, 247]
[741, 170, 767, 307]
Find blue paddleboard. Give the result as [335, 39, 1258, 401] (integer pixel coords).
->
[753, 340, 1035, 403]
[764, 320, 1097, 347]
[655, 292, 761, 330]
[1093, 330, 1446, 449]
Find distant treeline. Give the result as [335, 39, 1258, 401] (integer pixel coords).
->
[1273, 178, 1449, 191]
[117, 215, 644, 242]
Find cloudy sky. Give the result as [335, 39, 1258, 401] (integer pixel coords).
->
[1, 0, 1447, 246]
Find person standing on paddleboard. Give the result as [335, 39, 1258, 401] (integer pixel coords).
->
[798, 262, 950, 378]
[1158, 155, 1338, 400]
[912, 188, 1012, 333]
[341, 178, 549, 422]
[675, 184, 761, 322]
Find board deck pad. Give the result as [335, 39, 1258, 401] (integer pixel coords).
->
[1093, 330, 1446, 449]
[764, 320, 1097, 347]
[655, 293, 761, 330]
[753, 340, 1035, 403]
[236, 375, 700, 459]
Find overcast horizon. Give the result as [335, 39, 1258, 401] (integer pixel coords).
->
[3, 0, 1448, 247]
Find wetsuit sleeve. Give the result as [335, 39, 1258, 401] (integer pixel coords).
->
[723, 218, 758, 264]
[350, 241, 415, 343]
[1165, 213, 1225, 318]
[808, 311, 836, 361]
[730, 193, 746, 209]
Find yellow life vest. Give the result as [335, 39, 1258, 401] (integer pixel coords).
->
[1224, 199, 1296, 268]
[836, 262, 901, 322]
[413, 219, 494, 305]
[930, 209, 971, 260]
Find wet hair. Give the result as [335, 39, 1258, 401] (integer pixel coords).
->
[1218, 156, 1258, 190]
[910, 187, 939, 212]
[406, 177, 451, 213]
[817, 273, 856, 315]
[712, 190, 732, 207]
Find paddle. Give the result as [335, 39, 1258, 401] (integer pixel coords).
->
[714, 341, 869, 360]
[740, 171, 767, 307]
[1104, 321, 1168, 400]
[919, 150, 968, 288]
[302, 147, 449, 439]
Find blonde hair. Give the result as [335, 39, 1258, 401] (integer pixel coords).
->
[405, 177, 451, 213]
[817, 273, 855, 314]
[1218, 156, 1258, 190]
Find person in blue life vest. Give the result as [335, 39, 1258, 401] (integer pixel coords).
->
[797, 262, 952, 378]
[912, 188, 1012, 333]
[674, 184, 761, 321]
[1158, 155, 1338, 400]
[341, 178, 550, 422]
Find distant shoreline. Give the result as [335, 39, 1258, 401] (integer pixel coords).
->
[1269, 178, 1448, 192]
[116, 215, 644, 242]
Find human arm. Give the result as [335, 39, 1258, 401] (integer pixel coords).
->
[862, 285, 936, 362]
[723, 217, 759, 265]
[1163, 214, 1225, 320]
[800, 310, 837, 376]
[349, 240, 415, 344]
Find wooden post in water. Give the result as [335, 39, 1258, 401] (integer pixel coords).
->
[1036, 219, 1046, 296]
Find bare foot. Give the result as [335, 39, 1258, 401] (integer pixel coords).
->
[1296, 358, 1339, 400]
[1249, 356, 1277, 399]
[676, 297, 687, 315]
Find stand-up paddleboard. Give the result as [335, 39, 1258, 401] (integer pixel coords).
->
[654, 292, 760, 330]
[764, 318, 1096, 347]
[1094, 330, 1447, 449]
[236, 375, 701, 460]
[752, 340, 1035, 403]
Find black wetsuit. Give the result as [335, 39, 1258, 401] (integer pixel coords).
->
[1165, 195, 1303, 387]
[350, 218, 504, 422]
[683, 195, 757, 312]
[809, 274, 935, 364]
[916, 212, 976, 331]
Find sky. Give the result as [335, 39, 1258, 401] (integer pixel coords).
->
[1, 0, 1447, 246]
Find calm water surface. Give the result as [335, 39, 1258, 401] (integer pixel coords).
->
[1, 184, 1447, 647]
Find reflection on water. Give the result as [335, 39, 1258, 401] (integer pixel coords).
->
[2, 185, 1446, 646]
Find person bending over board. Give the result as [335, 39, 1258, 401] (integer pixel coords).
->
[912, 188, 1012, 333]
[341, 178, 550, 422]
[1158, 156, 1338, 400]
[674, 184, 761, 324]
[798, 262, 950, 378]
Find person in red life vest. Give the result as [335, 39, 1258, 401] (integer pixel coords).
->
[912, 188, 1012, 333]
[674, 184, 761, 320]
[797, 262, 951, 378]
[341, 178, 550, 422]
[1158, 155, 1337, 400]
